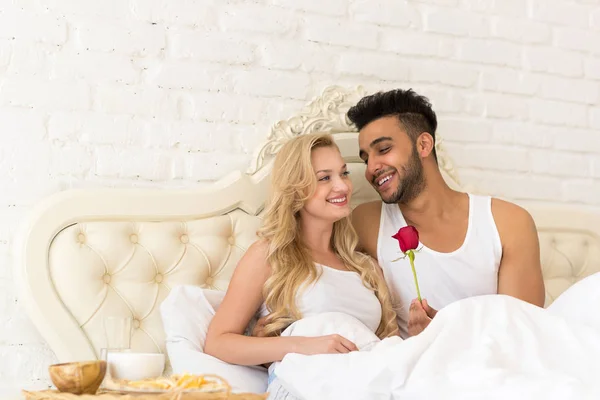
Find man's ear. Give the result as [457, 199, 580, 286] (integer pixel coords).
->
[416, 132, 435, 158]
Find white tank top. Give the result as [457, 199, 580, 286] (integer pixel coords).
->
[259, 263, 382, 333]
[377, 193, 502, 338]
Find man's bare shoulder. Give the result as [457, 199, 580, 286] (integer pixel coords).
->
[351, 200, 382, 257]
[490, 197, 538, 245]
[491, 198, 536, 227]
[352, 200, 383, 219]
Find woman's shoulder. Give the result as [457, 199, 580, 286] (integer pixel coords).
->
[241, 239, 271, 269]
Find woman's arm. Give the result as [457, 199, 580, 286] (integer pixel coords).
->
[203, 240, 298, 366]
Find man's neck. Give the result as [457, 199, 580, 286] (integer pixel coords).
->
[398, 176, 466, 228]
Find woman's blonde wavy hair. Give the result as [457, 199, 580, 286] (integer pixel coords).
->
[256, 132, 398, 339]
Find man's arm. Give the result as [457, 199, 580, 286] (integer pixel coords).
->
[493, 199, 546, 307]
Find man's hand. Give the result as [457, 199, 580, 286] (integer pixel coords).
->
[407, 299, 437, 336]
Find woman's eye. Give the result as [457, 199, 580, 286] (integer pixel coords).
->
[319, 176, 330, 181]
[342, 171, 350, 176]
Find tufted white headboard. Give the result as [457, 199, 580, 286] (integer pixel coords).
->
[14, 85, 600, 366]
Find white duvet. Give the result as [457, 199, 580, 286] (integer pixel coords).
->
[274, 283, 600, 399]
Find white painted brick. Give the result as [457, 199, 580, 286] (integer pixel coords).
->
[492, 18, 551, 44]
[438, 118, 492, 143]
[531, 150, 591, 177]
[540, 76, 599, 105]
[0, 300, 46, 346]
[50, 142, 94, 177]
[140, 120, 245, 152]
[131, 0, 214, 26]
[585, 58, 600, 80]
[0, 41, 11, 71]
[480, 68, 541, 95]
[95, 84, 181, 118]
[591, 108, 600, 130]
[593, 9, 600, 30]
[303, 15, 379, 49]
[485, 0, 528, 17]
[338, 52, 410, 81]
[554, 28, 600, 54]
[95, 146, 178, 181]
[0, 78, 90, 111]
[351, 0, 421, 28]
[273, 0, 347, 16]
[185, 152, 251, 181]
[0, 108, 46, 142]
[144, 61, 228, 92]
[1, 142, 52, 181]
[416, 87, 468, 114]
[5, 40, 53, 79]
[0, 178, 63, 207]
[190, 92, 266, 124]
[469, 93, 529, 120]
[412, 0, 458, 5]
[0, 8, 67, 44]
[409, 61, 479, 87]
[553, 127, 600, 154]
[530, 0, 593, 28]
[460, 169, 562, 201]
[492, 122, 555, 148]
[444, 143, 530, 172]
[48, 111, 138, 144]
[0, 344, 55, 381]
[45, 0, 134, 19]
[425, 9, 489, 37]
[169, 30, 255, 64]
[592, 157, 600, 179]
[524, 47, 584, 77]
[563, 180, 600, 205]
[218, 4, 298, 35]
[50, 50, 139, 84]
[230, 69, 310, 99]
[530, 100, 588, 128]
[458, 39, 522, 67]
[73, 18, 166, 57]
[258, 40, 337, 73]
[380, 31, 456, 58]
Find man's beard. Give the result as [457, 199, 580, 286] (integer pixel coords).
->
[381, 146, 426, 205]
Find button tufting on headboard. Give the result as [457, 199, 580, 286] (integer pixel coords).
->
[42, 210, 263, 361]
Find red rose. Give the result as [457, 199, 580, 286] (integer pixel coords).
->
[392, 226, 419, 253]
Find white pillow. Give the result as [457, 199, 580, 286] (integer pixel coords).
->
[160, 285, 268, 393]
[547, 271, 600, 331]
[280, 312, 381, 351]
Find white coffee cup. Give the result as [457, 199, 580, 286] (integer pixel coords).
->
[106, 351, 165, 381]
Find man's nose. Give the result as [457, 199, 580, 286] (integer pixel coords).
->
[367, 159, 382, 178]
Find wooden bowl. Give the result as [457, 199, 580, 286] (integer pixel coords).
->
[49, 360, 107, 395]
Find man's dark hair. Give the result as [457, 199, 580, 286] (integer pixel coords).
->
[347, 89, 438, 161]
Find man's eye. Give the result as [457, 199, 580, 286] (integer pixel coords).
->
[380, 147, 390, 153]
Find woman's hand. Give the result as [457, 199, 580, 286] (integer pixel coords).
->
[292, 334, 358, 355]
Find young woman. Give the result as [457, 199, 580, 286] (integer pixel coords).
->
[204, 132, 399, 398]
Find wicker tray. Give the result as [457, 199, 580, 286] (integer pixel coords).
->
[22, 389, 268, 400]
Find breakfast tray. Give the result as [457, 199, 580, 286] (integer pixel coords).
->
[22, 389, 267, 400]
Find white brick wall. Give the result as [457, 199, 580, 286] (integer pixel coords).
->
[0, 0, 599, 396]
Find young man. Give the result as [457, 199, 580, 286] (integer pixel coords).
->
[348, 89, 545, 338]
